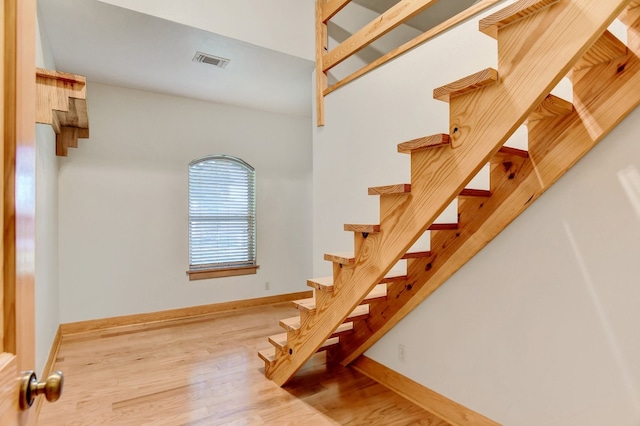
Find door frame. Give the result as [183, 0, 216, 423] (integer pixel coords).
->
[0, 0, 38, 423]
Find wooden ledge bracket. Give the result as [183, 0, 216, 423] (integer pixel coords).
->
[36, 68, 90, 157]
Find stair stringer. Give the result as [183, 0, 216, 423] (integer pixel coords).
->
[336, 14, 640, 364]
[265, 0, 631, 386]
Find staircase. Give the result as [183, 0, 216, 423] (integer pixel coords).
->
[259, 0, 640, 387]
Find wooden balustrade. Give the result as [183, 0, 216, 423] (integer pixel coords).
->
[315, 0, 504, 126]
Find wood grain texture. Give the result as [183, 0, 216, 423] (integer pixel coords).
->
[322, 0, 440, 72]
[343, 223, 380, 233]
[495, 146, 529, 159]
[368, 183, 411, 195]
[479, 0, 559, 39]
[39, 303, 442, 425]
[60, 291, 312, 336]
[324, 0, 503, 96]
[307, 272, 408, 292]
[278, 304, 369, 334]
[1, 0, 36, 423]
[324, 249, 431, 264]
[459, 188, 491, 197]
[36, 68, 89, 155]
[527, 94, 573, 122]
[625, 1, 640, 52]
[353, 356, 500, 426]
[0, 354, 19, 426]
[397, 133, 450, 153]
[294, 284, 386, 313]
[573, 30, 628, 72]
[316, 0, 328, 126]
[433, 68, 498, 102]
[322, 0, 351, 22]
[266, 0, 630, 387]
[344, 222, 457, 232]
[337, 24, 640, 366]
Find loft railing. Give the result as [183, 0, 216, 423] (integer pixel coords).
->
[315, 0, 504, 126]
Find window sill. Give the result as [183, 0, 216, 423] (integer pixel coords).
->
[186, 265, 259, 281]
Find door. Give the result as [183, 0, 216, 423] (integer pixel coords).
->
[0, 0, 37, 424]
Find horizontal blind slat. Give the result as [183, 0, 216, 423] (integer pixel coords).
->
[188, 155, 256, 268]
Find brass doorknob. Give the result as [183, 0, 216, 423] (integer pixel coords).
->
[19, 370, 64, 410]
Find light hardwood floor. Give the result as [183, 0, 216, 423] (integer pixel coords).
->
[38, 302, 445, 425]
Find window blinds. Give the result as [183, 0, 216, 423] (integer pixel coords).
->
[188, 155, 256, 269]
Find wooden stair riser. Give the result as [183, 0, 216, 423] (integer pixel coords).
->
[573, 30, 628, 72]
[571, 30, 629, 84]
[527, 94, 574, 123]
[264, 0, 633, 386]
[354, 231, 368, 254]
[378, 192, 412, 226]
[338, 44, 640, 366]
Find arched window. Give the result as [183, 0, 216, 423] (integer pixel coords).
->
[187, 155, 257, 280]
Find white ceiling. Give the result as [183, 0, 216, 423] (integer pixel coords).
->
[38, 0, 315, 117]
[37, 0, 479, 118]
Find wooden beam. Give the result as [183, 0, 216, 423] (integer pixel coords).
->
[338, 34, 640, 366]
[352, 356, 500, 426]
[322, 0, 351, 22]
[316, 0, 328, 126]
[322, 0, 441, 72]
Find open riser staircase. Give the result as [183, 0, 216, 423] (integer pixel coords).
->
[259, 0, 640, 388]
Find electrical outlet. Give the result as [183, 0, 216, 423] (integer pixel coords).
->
[264, 281, 270, 290]
[398, 343, 406, 362]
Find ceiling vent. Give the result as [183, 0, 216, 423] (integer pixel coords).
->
[192, 51, 230, 68]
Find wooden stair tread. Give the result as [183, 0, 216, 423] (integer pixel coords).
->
[491, 146, 530, 163]
[258, 348, 276, 364]
[368, 183, 411, 195]
[294, 284, 387, 313]
[344, 224, 381, 233]
[573, 30, 628, 72]
[369, 184, 482, 197]
[433, 68, 498, 102]
[279, 304, 370, 332]
[324, 250, 431, 265]
[344, 223, 458, 233]
[479, 0, 559, 39]
[459, 188, 491, 198]
[528, 94, 573, 123]
[397, 133, 450, 154]
[308, 271, 407, 292]
[269, 325, 350, 351]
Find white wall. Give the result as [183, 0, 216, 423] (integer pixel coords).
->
[58, 83, 312, 323]
[95, 0, 315, 61]
[313, 2, 640, 424]
[35, 10, 60, 377]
